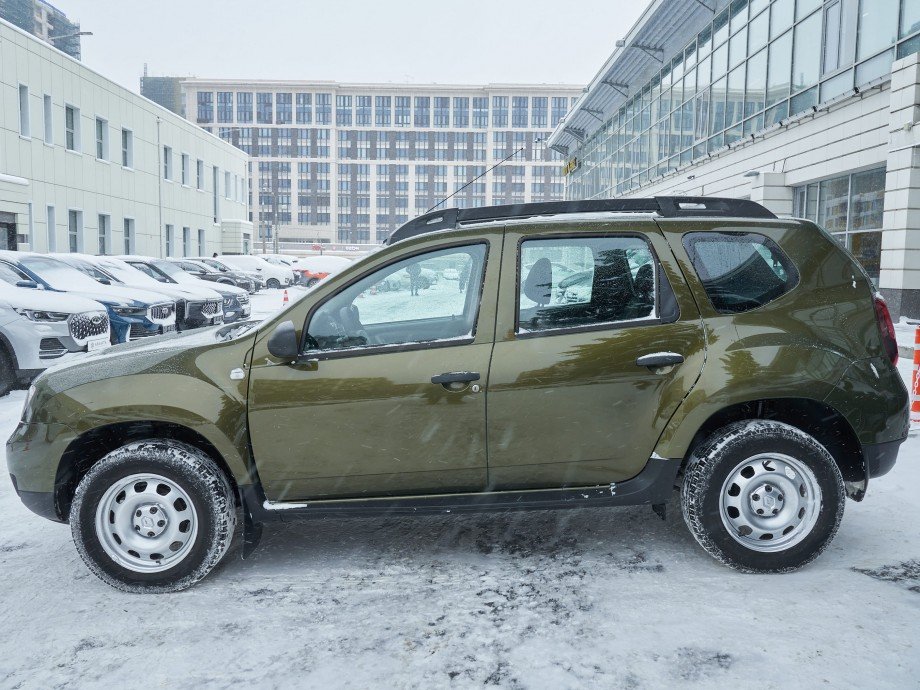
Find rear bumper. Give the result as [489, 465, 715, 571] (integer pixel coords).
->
[864, 438, 904, 479]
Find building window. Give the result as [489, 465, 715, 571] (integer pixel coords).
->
[182, 226, 191, 257]
[434, 97, 450, 127]
[276, 92, 292, 124]
[395, 96, 411, 126]
[225, 171, 232, 199]
[95, 117, 108, 160]
[491, 96, 508, 128]
[375, 96, 391, 126]
[198, 228, 205, 255]
[453, 97, 469, 128]
[98, 214, 110, 254]
[18, 85, 30, 137]
[121, 128, 133, 167]
[163, 146, 173, 180]
[178, 153, 188, 185]
[197, 92, 213, 123]
[213, 167, 220, 223]
[237, 92, 253, 123]
[42, 94, 52, 144]
[414, 97, 430, 127]
[336, 95, 353, 125]
[793, 167, 886, 283]
[217, 92, 233, 122]
[512, 96, 528, 128]
[551, 97, 568, 126]
[356, 96, 372, 126]
[296, 93, 312, 124]
[316, 93, 332, 125]
[65, 105, 79, 151]
[472, 97, 489, 128]
[165, 224, 174, 257]
[68, 210, 82, 252]
[123, 218, 134, 254]
[531, 97, 548, 128]
[46, 206, 56, 252]
[257, 93, 273, 124]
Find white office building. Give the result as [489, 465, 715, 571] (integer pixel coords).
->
[0, 17, 253, 258]
[178, 80, 582, 246]
[549, 0, 920, 318]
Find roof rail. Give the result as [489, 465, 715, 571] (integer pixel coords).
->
[386, 196, 776, 244]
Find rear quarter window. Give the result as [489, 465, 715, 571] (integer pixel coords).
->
[682, 231, 798, 314]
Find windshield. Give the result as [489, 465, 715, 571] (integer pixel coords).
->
[95, 258, 162, 287]
[200, 258, 231, 272]
[17, 255, 112, 292]
[151, 261, 197, 284]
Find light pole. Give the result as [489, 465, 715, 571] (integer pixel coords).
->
[51, 31, 93, 41]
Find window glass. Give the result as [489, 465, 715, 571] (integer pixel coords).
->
[903, 0, 920, 38]
[797, 0, 822, 20]
[824, 1, 843, 73]
[857, 0, 899, 60]
[683, 232, 799, 313]
[517, 236, 660, 334]
[849, 168, 886, 231]
[793, 11, 822, 91]
[748, 8, 769, 53]
[766, 30, 793, 106]
[771, 0, 794, 38]
[818, 176, 850, 232]
[307, 245, 487, 352]
[0, 261, 29, 284]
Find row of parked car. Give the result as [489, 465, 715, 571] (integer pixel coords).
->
[0, 251, 346, 397]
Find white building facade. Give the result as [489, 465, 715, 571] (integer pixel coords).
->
[0, 18, 252, 258]
[549, 0, 920, 318]
[179, 80, 582, 246]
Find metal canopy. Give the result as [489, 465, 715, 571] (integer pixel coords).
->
[547, 0, 727, 157]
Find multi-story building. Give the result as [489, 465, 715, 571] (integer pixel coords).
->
[0, 0, 82, 59]
[0, 18, 252, 257]
[179, 80, 582, 245]
[549, 0, 920, 318]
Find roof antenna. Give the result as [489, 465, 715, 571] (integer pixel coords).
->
[427, 140, 536, 213]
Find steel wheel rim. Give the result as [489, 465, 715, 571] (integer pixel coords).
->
[94, 473, 199, 573]
[719, 453, 822, 553]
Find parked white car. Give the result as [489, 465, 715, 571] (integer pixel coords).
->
[217, 255, 295, 289]
[0, 270, 110, 396]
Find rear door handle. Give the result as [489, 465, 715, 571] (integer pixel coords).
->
[635, 352, 684, 368]
[431, 371, 481, 385]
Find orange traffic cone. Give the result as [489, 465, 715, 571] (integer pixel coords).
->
[282, 289, 289, 305]
[911, 325, 920, 427]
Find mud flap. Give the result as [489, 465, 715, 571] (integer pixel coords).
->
[238, 486, 264, 559]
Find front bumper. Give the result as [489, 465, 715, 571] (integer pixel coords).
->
[6, 420, 77, 523]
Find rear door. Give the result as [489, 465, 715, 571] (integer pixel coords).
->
[486, 220, 705, 489]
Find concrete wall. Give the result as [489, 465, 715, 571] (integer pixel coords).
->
[0, 18, 252, 258]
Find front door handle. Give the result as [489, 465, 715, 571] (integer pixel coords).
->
[635, 352, 684, 368]
[431, 371, 481, 385]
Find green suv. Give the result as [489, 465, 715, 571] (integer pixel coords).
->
[6, 197, 909, 592]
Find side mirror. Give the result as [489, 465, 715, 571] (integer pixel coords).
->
[16, 280, 38, 289]
[267, 320, 300, 360]
[99, 278, 112, 285]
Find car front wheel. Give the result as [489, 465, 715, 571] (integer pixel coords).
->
[681, 420, 845, 573]
[70, 440, 236, 593]
[266, 278, 281, 289]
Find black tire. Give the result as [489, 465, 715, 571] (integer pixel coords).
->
[70, 440, 236, 593]
[306, 278, 319, 288]
[266, 278, 281, 289]
[681, 420, 845, 573]
[0, 345, 15, 398]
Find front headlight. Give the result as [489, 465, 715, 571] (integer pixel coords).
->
[223, 296, 234, 307]
[111, 306, 146, 316]
[13, 308, 70, 322]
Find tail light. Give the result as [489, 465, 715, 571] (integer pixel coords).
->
[872, 293, 898, 365]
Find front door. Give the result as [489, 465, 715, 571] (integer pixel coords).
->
[486, 222, 705, 489]
[248, 239, 500, 501]
[0, 221, 16, 251]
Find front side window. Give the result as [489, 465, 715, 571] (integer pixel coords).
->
[517, 235, 664, 334]
[306, 244, 487, 353]
[683, 232, 798, 313]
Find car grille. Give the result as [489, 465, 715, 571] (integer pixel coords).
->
[39, 338, 67, 358]
[201, 300, 221, 317]
[129, 324, 176, 340]
[70, 312, 109, 343]
[237, 293, 249, 305]
[148, 303, 175, 322]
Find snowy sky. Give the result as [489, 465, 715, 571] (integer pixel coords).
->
[61, 0, 650, 92]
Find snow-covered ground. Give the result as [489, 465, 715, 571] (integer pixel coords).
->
[1, 289, 918, 688]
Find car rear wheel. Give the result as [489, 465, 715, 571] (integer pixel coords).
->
[70, 440, 236, 593]
[266, 278, 281, 289]
[0, 345, 14, 397]
[681, 420, 845, 573]
[306, 278, 319, 288]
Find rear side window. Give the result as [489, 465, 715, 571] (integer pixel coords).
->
[682, 232, 798, 313]
[517, 235, 674, 334]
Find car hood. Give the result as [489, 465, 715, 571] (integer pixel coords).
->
[34, 321, 261, 396]
[113, 281, 222, 302]
[60, 285, 172, 308]
[0, 285, 106, 313]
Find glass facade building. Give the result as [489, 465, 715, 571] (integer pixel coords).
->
[185, 82, 581, 244]
[565, 0, 919, 200]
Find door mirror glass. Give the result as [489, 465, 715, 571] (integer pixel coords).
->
[15, 280, 38, 289]
[306, 244, 487, 352]
[267, 320, 300, 360]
